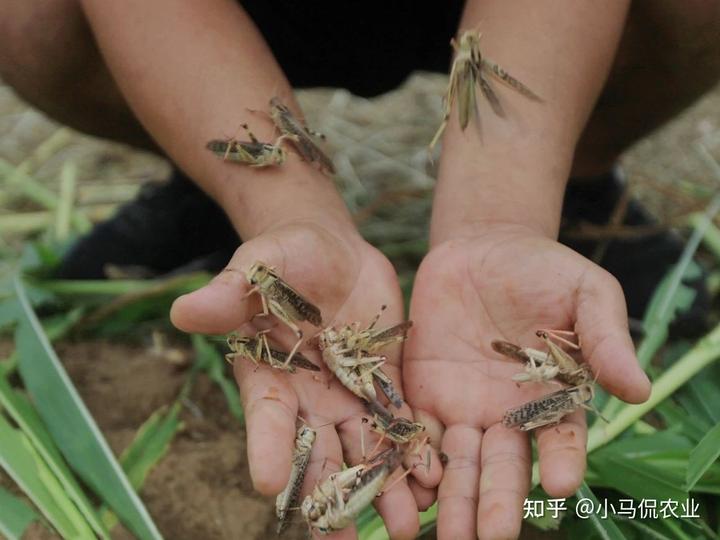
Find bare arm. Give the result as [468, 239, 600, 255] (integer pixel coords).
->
[405, 4, 650, 539]
[78, 4, 439, 537]
[79, 0, 355, 240]
[432, 0, 630, 243]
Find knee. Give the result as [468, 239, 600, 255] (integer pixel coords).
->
[0, 0, 96, 105]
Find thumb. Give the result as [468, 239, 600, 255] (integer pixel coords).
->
[574, 266, 651, 404]
[170, 236, 285, 334]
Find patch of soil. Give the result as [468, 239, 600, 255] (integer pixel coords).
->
[2, 339, 304, 540]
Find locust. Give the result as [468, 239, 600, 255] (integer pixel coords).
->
[318, 325, 385, 404]
[245, 261, 323, 366]
[206, 123, 294, 167]
[491, 330, 592, 386]
[276, 423, 316, 535]
[428, 28, 542, 152]
[335, 307, 411, 408]
[225, 332, 320, 373]
[502, 382, 598, 431]
[342, 310, 413, 356]
[536, 330, 592, 386]
[269, 97, 336, 174]
[491, 339, 559, 383]
[318, 310, 410, 408]
[365, 413, 426, 447]
[301, 448, 402, 535]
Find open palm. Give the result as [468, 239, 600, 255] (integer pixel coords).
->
[404, 225, 650, 540]
[171, 222, 441, 539]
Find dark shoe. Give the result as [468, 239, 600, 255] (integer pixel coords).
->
[55, 170, 239, 279]
[560, 168, 711, 337]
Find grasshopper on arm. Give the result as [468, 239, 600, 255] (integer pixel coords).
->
[244, 261, 323, 367]
[268, 97, 336, 175]
[225, 331, 320, 373]
[206, 123, 295, 168]
[429, 28, 542, 153]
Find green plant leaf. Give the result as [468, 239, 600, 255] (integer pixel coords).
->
[12, 275, 162, 540]
[0, 299, 19, 331]
[0, 377, 109, 538]
[0, 414, 93, 539]
[655, 401, 712, 443]
[575, 483, 627, 540]
[613, 515, 676, 540]
[101, 402, 183, 530]
[192, 335, 243, 423]
[597, 261, 701, 427]
[597, 431, 693, 458]
[0, 486, 38, 540]
[686, 422, 720, 491]
[589, 454, 688, 503]
[682, 365, 720, 426]
[120, 403, 182, 489]
[587, 321, 720, 454]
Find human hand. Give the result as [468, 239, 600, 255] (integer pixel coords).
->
[171, 221, 442, 539]
[404, 224, 651, 540]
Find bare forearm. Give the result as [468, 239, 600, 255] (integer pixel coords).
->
[432, 0, 630, 244]
[79, 0, 355, 240]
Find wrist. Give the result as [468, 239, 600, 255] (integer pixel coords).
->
[430, 124, 573, 246]
[209, 156, 357, 241]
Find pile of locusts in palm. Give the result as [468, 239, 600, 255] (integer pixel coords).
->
[207, 29, 602, 536]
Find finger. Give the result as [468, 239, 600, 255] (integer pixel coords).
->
[575, 267, 651, 403]
[413, 408, 445, 452]
[170, 237, 283, 334]
[408, 478, 436, 511]
[477, 424, 531, 540]
[299, 422, 358, 540]
[536, 409, 587, 497]
[408, 409, 445, 490]
[236, 359, 298, 495]
[358, 332, 443, 490]
[381, 400, 443, 489]
[337, 415, 419, 540]
[437, 424, 483, 540]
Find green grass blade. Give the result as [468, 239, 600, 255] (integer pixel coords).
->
[655, 401, 711, 443]
[0, 486, 38, 540]
[192, 335, 244, 423]
[597, 261, 700, 426]
[588, 321, 720, 453]
[38, 273, 211, 297]
[588, 454, 688, 502]
[575, 482, 627, 540]
[594, 197, 720, 428]
[612, 516, 675, 540]
[121, 402, 183, 489]
[101, 402, 183, 530]
[0, 414, 92, 539]
[689, 213, 720, 261]
[686, 422, 720, 491]
[12, 275, 162, 540]
[0, 377, 109, 538]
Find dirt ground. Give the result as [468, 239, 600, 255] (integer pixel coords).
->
[6, 339, 297, 540]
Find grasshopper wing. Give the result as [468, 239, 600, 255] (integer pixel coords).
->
[269, 279, 323, 327]
[482, 59, 542, 102]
